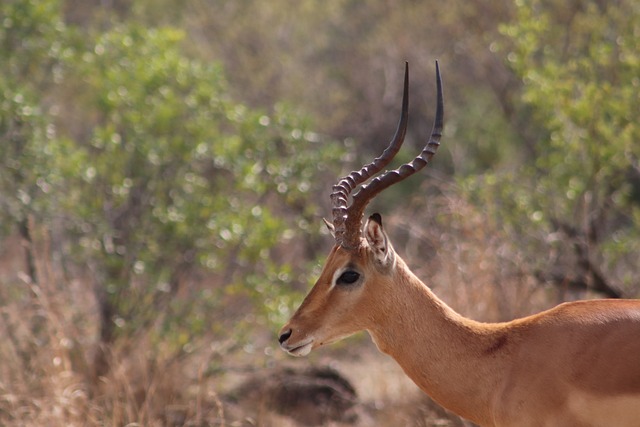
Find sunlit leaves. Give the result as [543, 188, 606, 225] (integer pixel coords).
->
[1, 0, 345, 351]
[0, 0, 70, 86]
[502, 0, 640, 197]
[0, 0, 68, 234]
[494, 0, 640, 288]
[45, 22, 343, 341]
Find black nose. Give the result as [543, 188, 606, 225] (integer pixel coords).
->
[279, 328, 292, 344]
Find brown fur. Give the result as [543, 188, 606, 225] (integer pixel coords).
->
[280, 233, 640, 426]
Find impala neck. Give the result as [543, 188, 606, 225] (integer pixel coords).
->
[366, 258, 505, 425]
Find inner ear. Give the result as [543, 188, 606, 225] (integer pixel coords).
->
[365, 213, 393, 268]
[365, 214, 385, 248]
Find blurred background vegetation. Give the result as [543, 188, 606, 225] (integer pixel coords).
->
[0, 0, 638, 425]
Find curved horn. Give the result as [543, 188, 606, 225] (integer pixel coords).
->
[330, 62, 410, 248]
[330, 61, 444, 250]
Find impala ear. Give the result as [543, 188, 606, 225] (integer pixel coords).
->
[365, 213, 395, 269]
[323, 218, 336, 237]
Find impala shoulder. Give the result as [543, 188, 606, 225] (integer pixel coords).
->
[528, 299, 640, 327]
[556, 298, 640, 315]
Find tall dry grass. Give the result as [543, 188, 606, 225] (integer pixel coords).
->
[390, 181, 552, 323]
[0, 187, 617, 426]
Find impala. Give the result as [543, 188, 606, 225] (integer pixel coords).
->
[278, 62, 640, 426]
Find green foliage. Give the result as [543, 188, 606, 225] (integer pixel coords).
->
[52, 23, 341, 346]
[0, 0, 68, 234]
[1, 0, 639, 423]
[0, 0, 69, 86]
[502, 0, 640, 216]
[447, 86, 522, 175]
[140, 0, 516, 175]
[1, 0, 342, 356]
[473, 0, 640, 294]
[0, 84, 52, 233]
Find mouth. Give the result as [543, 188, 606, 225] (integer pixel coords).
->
[282, 339, 314, 357]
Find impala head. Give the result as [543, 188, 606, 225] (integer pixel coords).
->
[279, 62, 444, 357]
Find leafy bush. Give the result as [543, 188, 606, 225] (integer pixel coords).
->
[468, 0, 640, 297]
[1, 1, 343, 366]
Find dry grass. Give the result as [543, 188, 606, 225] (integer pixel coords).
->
[0, 189, 614, 426]
[389, 183, 552, 322]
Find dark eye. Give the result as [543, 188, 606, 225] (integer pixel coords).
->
[337, 270, 360, 285]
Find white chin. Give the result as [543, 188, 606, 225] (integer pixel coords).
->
[289, 342, 313, 357]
